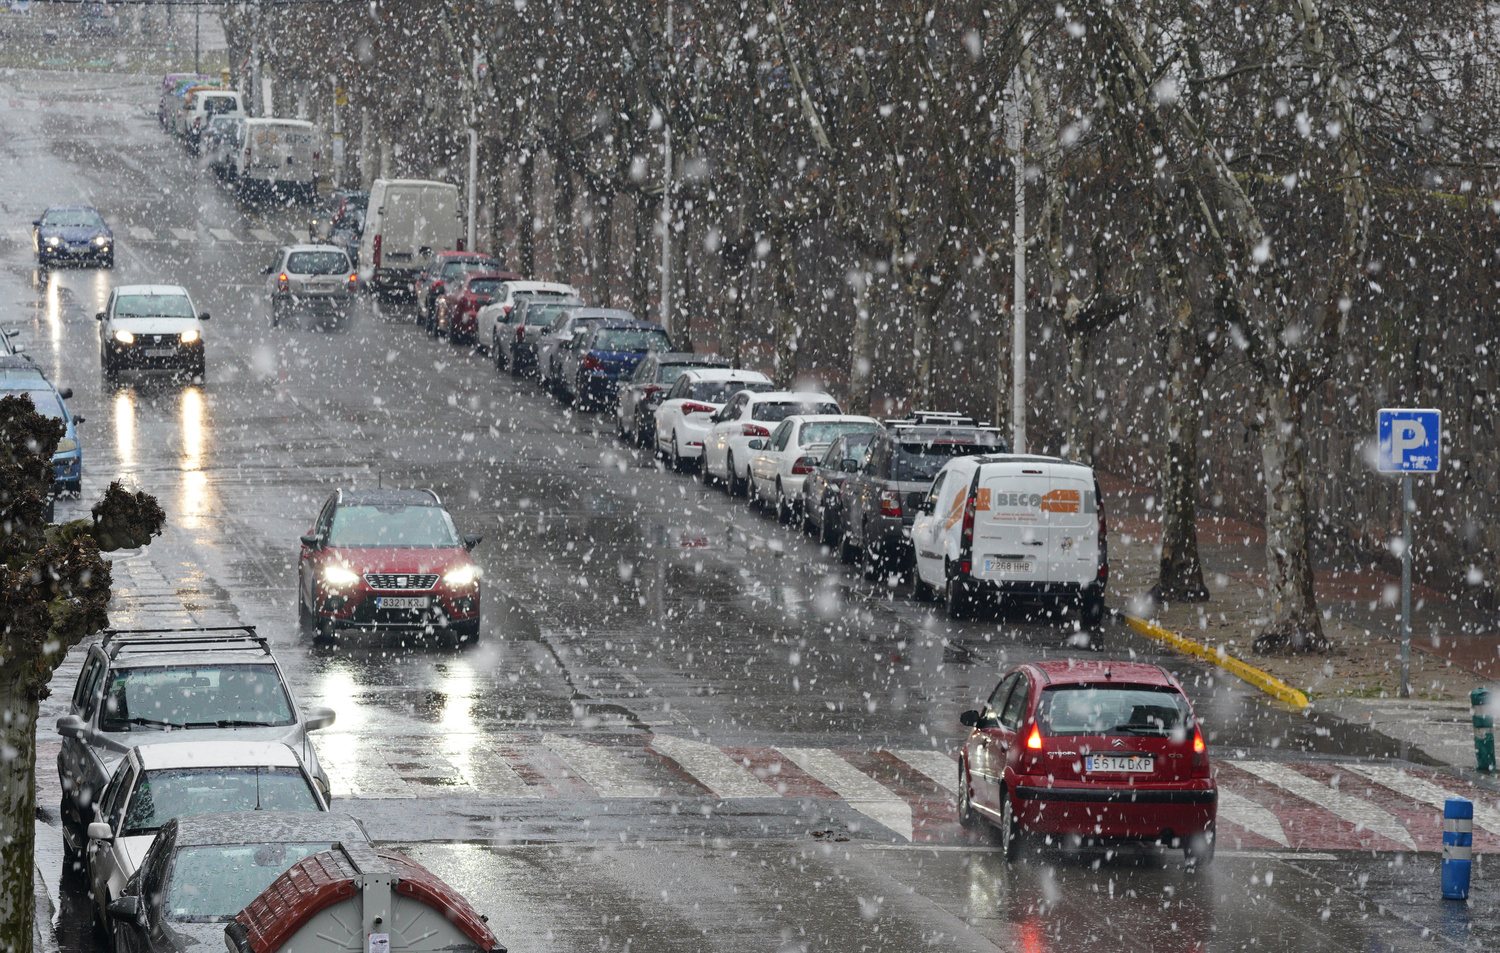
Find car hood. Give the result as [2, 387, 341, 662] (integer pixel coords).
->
[323, 547, 472, 575]
[41, 226, 109, 242]
[112, 317, 201, 335]
[98, 724, 307, 770]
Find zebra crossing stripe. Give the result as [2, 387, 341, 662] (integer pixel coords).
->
[250, 228, 280, 243]
[128, 225, 155, 241]
[170, 228, 197, 242]
[890, 749, 959, 795]
[209, 228, 239, 242]
[1217, 788, 1289, 847]
[778, 747, 913, 841]
[1346, 764, 1500, 836]
[542, 734, 661, 797]
[1237, 761, 1416, 850]
[649, 734, 777, 799]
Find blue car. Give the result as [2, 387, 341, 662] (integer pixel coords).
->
[0, 359, 84, 495]
[32, 205, 114, 268]
[561, 319, 674, 411]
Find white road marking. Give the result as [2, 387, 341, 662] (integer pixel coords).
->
[778, 747, 913, 841]
[542, 734, 661, 797]
[460, 748, 537, 798]
[1237, 761, 1415, 850]
[208, 228, 239, 242]
[1347, 764, 1500, 836]
[250, 228, 280, 243]
[1217, 788, 1290, 847]
[128, 226, 155, 241]
[890, 749, 959, 794]
[649, 734, 777, 799]
[170, 228, 197, 242]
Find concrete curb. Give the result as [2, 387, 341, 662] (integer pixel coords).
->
[1122, 613, 1311, 709]
[34, 863, 58, 953]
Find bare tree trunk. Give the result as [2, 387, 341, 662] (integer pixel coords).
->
[552, 156, 575, 283]
[595, 193, 614, 307]
[1060, 300, 1094, 463]
[517, 147, 535, 276]
[1154, 266, 1210, 603]
[772, 236, 800, 387]
[722, 240, 749, 368]
[632, 194, 654, 318]
[0, 670, 39, 953]
[910, 292, 932, 409]
[846, 263, 874, 414]
[677, 223, 695, 352]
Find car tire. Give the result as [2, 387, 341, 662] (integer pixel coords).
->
[946, 573, 971, 620]
[957, 764, 982, 830]
[63, 480, 81, 498]
[727, 454, 745, 496]
[1081, 590, 1107, 629]
[838, 528, 858, 564]
[775, 483, 794, 525]
[102, 255, 114, 269]
[999, 787, 1023, 862]
[697, 447, 716, 486]
[671, 436, 686, 473]
[861, 529, 882, 581]
[913, 573, 937, 602]
[818, 506, 838, 547]
[799, 497, 816, 536]
[1184, 828, 1216, 868]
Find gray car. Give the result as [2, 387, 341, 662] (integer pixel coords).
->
[103, 811, 372, 953]
[535, 308, 632, 393]
[262, 245, 357, 328]
[614, 351, 730, 446]
[496, 294, 585, 374]
[839, 415, 1007, 579]
[56, 627, 336, 867]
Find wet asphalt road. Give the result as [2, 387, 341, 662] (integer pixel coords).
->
[4, 70, 1494, 952]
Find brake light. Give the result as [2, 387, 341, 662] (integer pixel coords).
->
[878, 489, 902, 517]
[372, 235, 382, 267]
[515, 325, 526, 342]
[741, 424, 770, 437]
[456, 238, 465, 251]
[581, 354, 603, 371]
[277, 273, 289, 291]
[791, 455, 818, 475]
[681, 402, 716, 415]
[1191, 726, 1210, 777]
[1026, 725, 1043, 749]
[643, 385, 661, 397]
[348, 273, 357, 284]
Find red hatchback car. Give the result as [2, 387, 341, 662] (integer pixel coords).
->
[415, 251, 501, 330]
[438, 272, 509, 345]
[298, 489, 482, 642]
[958, 660, 1216, 864]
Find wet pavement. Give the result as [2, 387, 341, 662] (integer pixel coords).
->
[4, 69, 1496, 952]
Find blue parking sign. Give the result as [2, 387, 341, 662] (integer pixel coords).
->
[1377, 408, 1441, 473]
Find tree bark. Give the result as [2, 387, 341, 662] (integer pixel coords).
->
[845, 263, 874, 415]
[721, 238, 749, 368]
[771, 236, 800, 387]
[1060, 299, 1095, 463]
[595, 193, 614, 307]
[517, 147, 535, 275]
[632, 194, 655, 319]
[552, 156, 575, 283]
[0, 666, 39, 953]
[1154, 264, 1210, 603]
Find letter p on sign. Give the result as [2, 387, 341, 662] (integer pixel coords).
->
[1377, 408, 1441, 473]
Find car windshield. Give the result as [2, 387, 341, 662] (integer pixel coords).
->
[326, 504, 459, 548]
[688, 380, 773, 403]
[800, 421, 880, 446]
[530, 303, 581, 328]
[99, 664, 295, 731]
[165, 843, 337, 921]
[468, 279, 504, 296]
[285, 252, 348, 275]
[203, 97, 237, 114]
[1036, 685, 1192, 737]
[824, 434, 875, 467]
[894, 439, 995, 481]
[14, 390, 66, 420]
[123, 767, 320, 837]
[442, 260, 494, 278]
[114, 295, 194, 319]
[592, 329, 671, 352]
[42, 209, 104, 228]
[752, 401, 840, 423]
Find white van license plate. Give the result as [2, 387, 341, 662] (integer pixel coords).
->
[1086, 755, 1154, 773]
[984, 559, 1034, 573]
[377, 596, 429, 609]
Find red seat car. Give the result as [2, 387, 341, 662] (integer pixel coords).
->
[414, 252, 505, 332]
[437, 272, 510, 345]
[958, 660, 1216, 864]
[298, 488, 483, 642]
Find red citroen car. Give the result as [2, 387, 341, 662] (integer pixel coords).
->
[438, 272, 509, 345]
[958, 660, 1216, 864]
[298, 488, 482, 642]
[415, 251, 500, 331]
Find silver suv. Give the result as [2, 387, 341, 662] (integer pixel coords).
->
[56, 627, 335, 865]
[262, 244, 357, 328]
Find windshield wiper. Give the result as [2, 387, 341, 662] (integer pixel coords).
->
[122, 716, 186, 729]
[181, 719, 277, 728]
[1109, 724, 1173, 735]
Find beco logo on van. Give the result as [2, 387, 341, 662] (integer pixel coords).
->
[975, 488, 1081, 514]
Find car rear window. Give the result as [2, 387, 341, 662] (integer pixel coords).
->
[593, 329, 671, 352]
[442, 260, 494, 277]
[753, 401, 840, 423]
[894, 440, 994, 481]
[468, 279, 504, 296]
[689, 380, 774, 402]
[123, 767, 320, 836]
[327, 504, 459, 548]
[99, 663, 295, 731]
[1036, 685, 1191, 737]
[800, 421, 880, 446]
[285, 252, 348, 275]
[528, 304, 579, 328]
[114, 295, 195, 319]
[203, 97, 238, 114]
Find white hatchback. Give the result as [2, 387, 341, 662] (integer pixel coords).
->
[475, 280, 579, 354]
[746, 414, 883, 520]
[97, 284, 209, 379]
[703, 390, 842, 494]
[653, 368, 773, 471]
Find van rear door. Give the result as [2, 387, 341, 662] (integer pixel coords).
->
[971, 461, 1052, 583]
[381, 187, 422, 264]
[1045, 466, 1100, 586]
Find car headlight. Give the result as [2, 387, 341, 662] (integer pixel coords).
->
[92, 236, 108, 246]
[322, 564, 360, 587]
[114, 330, 135, 345]
[55, 438, 78, 453]
[45, 236, 61, 246]
[179, 329, 200, 344]
[443, 565, 479, 587]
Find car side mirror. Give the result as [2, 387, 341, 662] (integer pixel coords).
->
[198, 312, 210, 321]
[87, 821, 114, 841]
[918, 498, 934, 515]
[72, 414, 85, 425]
[107, 895, 146, 927]
[32, 219, 40, 227]
[303, 706, 336, 731]
[960, 710, 982, 728]
[57, 387, 73, 400]
[56, 714, 88, 740]
[840, 459, 859, 472]
[463, 534, 483, 551]
[747, 439, 767, 451]
[260, 264, 273, 275]
[299, 533, 321, 549]
[95, 312, 106, 321]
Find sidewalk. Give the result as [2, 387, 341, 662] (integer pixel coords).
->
[1102, 473, 1499, 779]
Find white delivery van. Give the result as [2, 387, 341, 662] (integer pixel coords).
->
[234, 118, 320, 203]
[910, 454, 1107, 625]
[357, 179, 463, 298]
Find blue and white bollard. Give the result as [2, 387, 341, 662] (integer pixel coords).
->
[1442, 798, 1473, 901]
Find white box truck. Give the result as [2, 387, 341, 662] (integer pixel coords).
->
[233, 118, 320, 203]
[357, 178, 463, 299]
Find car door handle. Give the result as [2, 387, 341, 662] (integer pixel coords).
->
[1021, 540, 1044, 546]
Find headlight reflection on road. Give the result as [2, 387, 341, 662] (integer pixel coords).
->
[177, 387, 214, 527]
[437, 662, 478, 786]
[314, 667, 362, 799]
[113, 390, 135, 471]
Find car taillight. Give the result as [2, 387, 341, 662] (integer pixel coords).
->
[348, 273, 357, 284]
[958, 474, 979, 574]
[516, 325, 526, 342]
[741, 424, 770, 437]
[681, 402, 716, 415]
[581, 354, 603, 371]
[277, 273, 289, 291]
[878, 489, 902, 517]
[372, 235, 382, 267]
[1026, 725, 1043, 749]
[1191, 726, 1210, 777]
[643, 385, 661, 397]
[791, 455, 817, 475]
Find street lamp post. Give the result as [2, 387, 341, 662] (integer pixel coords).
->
[1008, 68, 1026, 453]
[659, 0, 674, 337]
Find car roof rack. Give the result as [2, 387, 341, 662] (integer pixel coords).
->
[887, 411, 982, 427]
[102, 625, 269, 659]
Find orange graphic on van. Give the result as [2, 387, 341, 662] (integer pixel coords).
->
[1040, 489, 1081, 513]
[976, 488, 992, 511]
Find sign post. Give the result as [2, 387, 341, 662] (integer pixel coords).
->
[1376, 408, 1441, 699]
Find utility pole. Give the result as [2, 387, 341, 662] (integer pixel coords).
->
[467, 52, 479, 253]
[1008, 68, 1027, 454]
[659, 0, 674, 336]
[194, 2, 200, 75]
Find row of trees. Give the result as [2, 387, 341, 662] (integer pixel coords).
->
[227, 1, 1500, 649]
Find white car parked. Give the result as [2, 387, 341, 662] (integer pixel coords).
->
[653, 369, 773, 471]
[909, 453, 1107, 624]
[703, 390, 841, 495]
[746, 415, 883, 521]
[475, 280, 579, 355]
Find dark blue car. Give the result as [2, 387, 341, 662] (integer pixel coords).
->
[33, 206, 113, 268]
[562, 319, 673, 411]
[0, 357, 84, 495]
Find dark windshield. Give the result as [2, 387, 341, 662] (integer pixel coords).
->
[285, 252, 348, 275]
[752, 401, 840, 423]
[799, 421, 880, 446]
[824, 433, 875, 467]
[42, 209, 105, 228]
[527, 303, 581, 328]
[327, 504, 459, 548]
[442, 260, 495, 278]
[1036, 685, 1192, 737]
[203, 97, 238, 114]
[99, 663, 295, 732]
[114, 295, 194, 319]
[894, 440, 993, 481]
[166, 843, 337, 921]
[688, 381, 773, 403]
[468, 279, 504, 296]
[123, 767, 320, 836]
[592, 329, 671, 352]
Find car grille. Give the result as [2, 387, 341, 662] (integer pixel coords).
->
[363, 573, 438, 590]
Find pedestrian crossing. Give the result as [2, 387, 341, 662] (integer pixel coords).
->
[7, 225, 310, 247]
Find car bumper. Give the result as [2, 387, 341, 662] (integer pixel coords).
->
[674, 418, 711, 455]
[317, 587, 479, 630]
[369, 268, 420, 294]
[106, 340, 203, 370]
[955, 576, 1104, 602]
[779, 473, 807, 498]
[579, 373, 621, 401]
[52, 453, 81, 489]
[278, 292, 353, 312]
[1011, 780, 1217, 839]
[510, 342, 537, 366]
[39, 243, 111, 261]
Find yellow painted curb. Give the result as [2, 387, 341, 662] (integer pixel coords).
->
[1123, 615, 1310, 709]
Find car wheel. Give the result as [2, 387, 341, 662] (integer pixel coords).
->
[819, 505, 838, 547]
[510, 347, 525, 377]
[913, 572, 937, 602]
[999, 787, 1023, 862]
[727, 454, 745, 496]
[775, 482, 794, 524]
[1184, 828, 1216, 868]
[838, 527, 859, 564]
[298, 589, 312, 631]
[957, 764, 983, 830]
[671, 436, 687, 473]
[697, 447, 716, 486]
[946, 573, 971, 620]
[861, 529, 882, 581]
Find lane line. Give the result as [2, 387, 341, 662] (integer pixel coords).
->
[1346, 764, 1500, 836]
[890, 749, 959, 794]
[1217, 788, 1289, 847]
[778, 747, 913, 841]
[649, 734, 776, 798]
[128, 226, 155, 241]
[208, 228, 239, 242]
[170, 227, 197, 242]
[542, 734, 660, 797]
[1236, 761, 1415, 849]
